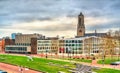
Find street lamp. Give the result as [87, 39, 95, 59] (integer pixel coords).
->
[68, 47, 72, 61]
[118, 29, 120, 60]
[46, 48, 48, 59]
[72, 48, 74, 59]
[101, 49, 105, 66]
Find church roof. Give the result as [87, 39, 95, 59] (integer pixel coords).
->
[85, 33, 107, 37]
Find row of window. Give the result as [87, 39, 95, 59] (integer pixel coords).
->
[38, 44, 51, 46]
[38, 41, 51, 43]
[59, 50, 83, 54]
[15, 43, 31, 46]
[37, 40, 83, 43]
[65, 44, 82, 46]
[38, 44, 82, 46]
[5, 47, 27, 51]
[37, 50, 57, 53]
[37, 44, 58, 46]
[38, 47, 82, 50]
[65, 40, 83, 43]
[38, 47, 58, 50]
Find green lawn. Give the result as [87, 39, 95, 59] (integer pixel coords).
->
[98, 56, 120, 64]
[67, 58, 92, 63]
[0, 54, 120, 73]
[0, 54, 74, 73]
[94, 68, 120, 73]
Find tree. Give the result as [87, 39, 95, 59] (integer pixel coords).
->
[103, 36, 116, 61]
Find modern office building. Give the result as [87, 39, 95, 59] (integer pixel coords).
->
[5, 45, 31, 53]
[84, 36, 103, 55]
[37, 37, 59, 54]
[11, 33, 22, 39]
[59, 36, 103, 56]
[36, 36, 103, 56]
[5, 33, 45, 54]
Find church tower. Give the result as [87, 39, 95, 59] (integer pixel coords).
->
[77, 12, 85, 37]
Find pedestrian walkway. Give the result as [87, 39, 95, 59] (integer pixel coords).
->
[0, 63, 41, 73]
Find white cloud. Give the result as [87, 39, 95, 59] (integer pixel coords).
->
[85, 17, 117, 25]
[0, 16, 118, 38]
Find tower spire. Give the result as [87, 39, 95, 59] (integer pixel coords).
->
[79, 12, 83, 16]
[77, 12, 85, 37]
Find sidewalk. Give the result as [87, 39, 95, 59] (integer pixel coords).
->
[0, 63, 41, 73]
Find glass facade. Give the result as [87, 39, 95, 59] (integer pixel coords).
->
[59, 39, 83, 54]
[37, 40, 58, 54]
[5, 46, 29, 53]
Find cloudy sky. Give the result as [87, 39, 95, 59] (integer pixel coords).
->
[0, 0, 120, 38]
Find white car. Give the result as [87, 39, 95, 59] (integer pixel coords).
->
[110, 61, 120, 65]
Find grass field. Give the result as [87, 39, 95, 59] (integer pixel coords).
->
[0, 54, 73, 73]
[0, 54, 120, 73]
[94, 68, 120, 73]
[98, 56, 120, 64]
[66, 58, 92, 63]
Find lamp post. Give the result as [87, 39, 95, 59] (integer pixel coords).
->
[72, 48, 74, 59]
[118, 29, 120, 60]
[102, 49, 105, 66]
[118, 35, 120, 60]
[46, 49, 48, 59]
[117, 50, 119, 61]
[62, 48, 64, 59]
[68, 47, 71, 61]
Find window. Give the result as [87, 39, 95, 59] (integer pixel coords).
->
[72, 40, 74, 43]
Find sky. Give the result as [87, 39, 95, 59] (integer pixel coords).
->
[0, 0, 120, 38]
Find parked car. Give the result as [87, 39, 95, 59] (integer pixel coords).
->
[110, 61, 120, 65]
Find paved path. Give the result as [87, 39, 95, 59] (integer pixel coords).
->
[0, 63, 41, 73]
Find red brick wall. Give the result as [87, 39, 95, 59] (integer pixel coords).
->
[31, 38, 37, 54]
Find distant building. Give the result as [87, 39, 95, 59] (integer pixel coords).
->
[0, 39, 5, 52]
[76, 12, 107, 38]
[60, 38, 84, 55]
[77, 12, 85, 37]
[15, 34, 43, 46]
[37, 37, 59, 54]
[59, 36, 102, 56]
[36, 36, 103, 56]
[11, 33, 22, 39]
[5, 33, 45, 54]
[5, 38, 15, 45]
